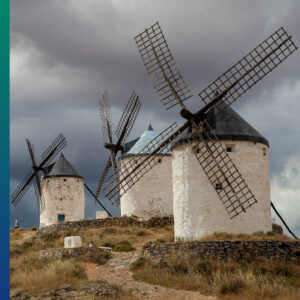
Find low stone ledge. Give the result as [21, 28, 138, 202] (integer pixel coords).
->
[39, 247, 111, 264]
[142, 240, 300, 263]
[37, 215, 173, 235]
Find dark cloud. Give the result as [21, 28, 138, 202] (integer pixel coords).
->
[10, 0, 300, 236]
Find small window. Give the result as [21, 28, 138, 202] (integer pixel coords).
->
[263, 148, 267, 156]
[158, 158, 162, 163]
[196, 149, 200, 154]
[225, 144, 235, 153]
[47, 180, 49, 183]
[60, 198, 62, 201]
[216, 183, 223, 190]
[64, 179, 66, 182]
[58, 214, 65, 222]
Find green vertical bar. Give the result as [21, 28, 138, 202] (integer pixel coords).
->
[0, 0, 9, 297]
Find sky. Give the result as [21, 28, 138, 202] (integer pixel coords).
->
[10, 0, 300, 236]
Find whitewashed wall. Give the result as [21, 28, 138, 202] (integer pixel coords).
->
[172, 140, 272, 241]
[40, 176, 85, 227]
[119, 155, 173, 217]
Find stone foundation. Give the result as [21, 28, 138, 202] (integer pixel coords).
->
[142, 240, 300, 263]
[39, 247, 111, 264]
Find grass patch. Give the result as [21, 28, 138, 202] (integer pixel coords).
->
[132, 257, 300, 299]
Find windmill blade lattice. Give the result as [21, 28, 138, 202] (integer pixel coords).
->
[11, 171, 35, 206]
[135, 22, 193, 110]
[99, 91, 114, 144]
[95, 157, 112, 200]
[198, 27, 297, 115]
[41, 133, 67, 166]
[190, 118, 257, 219]
[115, 90, 141, 144]
[104, 122, 182, 204]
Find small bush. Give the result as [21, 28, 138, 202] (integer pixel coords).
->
[70, 264, 87, 279]
[103, 242, 115, 248]
[220, 279, 246, 295]
[131, 257, 146, 270]
[113, 244, 136, 252]
[273, 265, 293, 278]
[136, 231, 146, 236]
[156, 239, 166, 243]
[267, 231, 275, 236]
[195, 261, 212, 276]
[103, 227, 117, 234]
[31, 227, 37, 231]
[172, 263, 188, 274]
[40, 231, 60, 242]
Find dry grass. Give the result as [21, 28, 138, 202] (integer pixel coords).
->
[131, 257, 300, 299]
[10, 252, 87, 294]
[199, 231, 293, 241]
[9, 224, 173, 295]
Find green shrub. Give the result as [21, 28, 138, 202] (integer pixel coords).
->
[195, 260, 212, 276]
[130, 257, 146, 270]
[103, 228, 117, 234]
[156, 239, 166, 243]
[220, 279, 246, 295]
[40, 231, 60, 242]
[113, 244, 136, 252]
[103, 242, 115, 248]
[137, 231, 146, 236]
[172, 263, 188, 274]
[31, 227, 37, 231]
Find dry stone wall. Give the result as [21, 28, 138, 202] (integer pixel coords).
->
[142, 240, 300, 263]
[37, 216, 174, 235]
[39, 247, 111, 264]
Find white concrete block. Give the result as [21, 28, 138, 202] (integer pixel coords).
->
[64, 236, 82, 248]
[96, 211, 108, 219]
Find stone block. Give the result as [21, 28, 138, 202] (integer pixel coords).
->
[96, 211, 108, 219]
[64, 236, 82, 248]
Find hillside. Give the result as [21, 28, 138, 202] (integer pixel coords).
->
[10, 217, 300, 300]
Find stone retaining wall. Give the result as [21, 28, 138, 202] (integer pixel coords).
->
[39, 247, 111, 264]
[36, 216, 173, 235]
[142, 240, 300, 263]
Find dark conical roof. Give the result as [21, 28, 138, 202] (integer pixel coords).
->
[171, 102, 269, 149]
[45, 153, 83, 179]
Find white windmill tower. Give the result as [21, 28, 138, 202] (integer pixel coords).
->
[119, 124, 173, 217]
[103, 22, 297, 241]
[40, 153, 85, 228]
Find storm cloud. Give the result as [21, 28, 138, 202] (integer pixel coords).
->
[10, 0, 300, 235]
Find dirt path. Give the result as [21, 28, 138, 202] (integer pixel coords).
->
[86, 252, 217, 300]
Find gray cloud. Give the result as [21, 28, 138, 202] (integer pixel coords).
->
[10, 0, 300, 236]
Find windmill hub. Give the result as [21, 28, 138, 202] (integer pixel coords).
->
[104, 142, 123, 152]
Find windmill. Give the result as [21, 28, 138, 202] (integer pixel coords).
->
[102, 22, 297, 222]
[95, 90, 141, 205]
[10, 133, 67, 214]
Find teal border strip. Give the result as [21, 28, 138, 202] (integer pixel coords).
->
[0, 0, 9, 297]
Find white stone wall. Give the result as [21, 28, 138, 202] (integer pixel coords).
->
[40, 176, 85, 228]
[172, 140, 272, 241]
[119, 155, 173, 217]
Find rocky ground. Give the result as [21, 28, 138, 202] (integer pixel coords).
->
[85, 252, 216, 300]
[10, 250, 216, 300]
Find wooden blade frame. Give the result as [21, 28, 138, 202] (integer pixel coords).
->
[190, 119, 256, 219]
[11, 133, 67, 209]
[99, 91, 114, 144]
[94, 158, 112, 201]
[115, 90, 141, 145]
[198, 27, 297, 115]
[135, 22, 193, 110]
